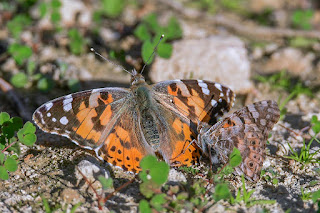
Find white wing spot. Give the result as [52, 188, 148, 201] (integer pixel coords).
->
[47, 112, 51, 117]
[198, 80, 210, 95]
[45, 102, 53, 111]
[52, 118, 57, 122]
[63, 95, 73, 112]
[215, 83, 222, 91]
[60, 116, 69, 125]
[211, 99, 218, 107]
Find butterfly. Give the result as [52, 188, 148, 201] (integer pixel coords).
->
[195, 100, 280, 181]
[33, 68, 235, 173]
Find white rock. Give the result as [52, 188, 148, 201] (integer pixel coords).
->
[167, 169, 187, 183]
[263, 47, 315, 79]
[150, 36, 252, 94]
[75, 158, 110, 185]
[60, 0, 92, 27]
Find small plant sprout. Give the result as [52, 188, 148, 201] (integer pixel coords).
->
[134, 13, 182, 63]
[255, 70, 312, 120]
[231, 176, 276, 207]
[0, 112, 37, 180]
[285, 115, 320, 167]
[68, 29, 86, 55]
[300, 187, 312, 201]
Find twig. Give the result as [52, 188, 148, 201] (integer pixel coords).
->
[76, 166, 103, 209]
[102, 175, 136, 203]
[158, 0, 320, 40]
[1, 141, 17, 153]
[77, 166, 136, 210]
[0, 77, 32, 121]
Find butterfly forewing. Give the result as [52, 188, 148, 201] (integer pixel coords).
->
[33, 88, 131, 149]
[152, 80, 235, 125]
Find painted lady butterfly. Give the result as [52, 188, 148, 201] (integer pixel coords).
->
[195, 100, 280, 181]
[33, 69, 235, 173]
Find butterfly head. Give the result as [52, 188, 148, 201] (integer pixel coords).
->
[131, 69, 146, 86]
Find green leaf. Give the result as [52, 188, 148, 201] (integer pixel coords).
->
[102, 0, 125, 18]
[51, 11, 61, 24]
[27, 60, 36, 76]
[37, 77, 54, 92]
[7, 141, 20, 155]
[39, 2, 47, 18]
[291, 9, 314, 30]
[22, 134, 37, 146]
[139, 181, 155, 198]
[150, 161, 169, 185]
[229, 147, 242, 168]
[10, 117, 23, 132]
[312, 190, 320, 203]
[41, 196, 52, 213]
[311, 115, 318, 123]
[141, 40, 154, 64]
[134, 24, 151, 41]
[7, 15, 31, 39]
[0, 112, 10, 125]
[0, 166, 9, 180]
[165, 17, 182, 40]
[98, 175, 113, 189]
[51, 0, 62, 8]
[70, 202, 82, 213]
[289, 37, 318, 48]
[68, 79, 81, 92]
[8, 44, 33, 65]
[17, 122, 37, 146]
[11, 72, 28, 88]
[68, 29, 85, 55]
[22, 121, 36, 134]
[139, 199, 151, 213]
[0, 153, 5, 164]
[157, 43, 172, 59]
[4, 156, 18, 172]
[150, 194, 166, 211]
[143, 13, 161, 33]
[213, 183, 231, 201]
[311, 116, 320, 135]
[177, 192, 188, 200]
[272, 178, 279, 185]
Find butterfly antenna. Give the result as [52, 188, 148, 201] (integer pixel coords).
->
[141, 34, 164, 74]
[90, 48, 133, 76]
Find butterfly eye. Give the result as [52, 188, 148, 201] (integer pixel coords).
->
[250, 140, 256, 145]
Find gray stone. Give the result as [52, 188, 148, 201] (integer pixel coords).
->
[167, 168, 187, 183]
[150, 36, 252, 94]
[263, 47, 315, 79]
[75, 158, 111, 186]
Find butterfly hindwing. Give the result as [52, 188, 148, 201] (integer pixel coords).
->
[198, 100, 280, 181]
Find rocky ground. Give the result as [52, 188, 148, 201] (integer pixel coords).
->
[1, 0, 320, 212]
